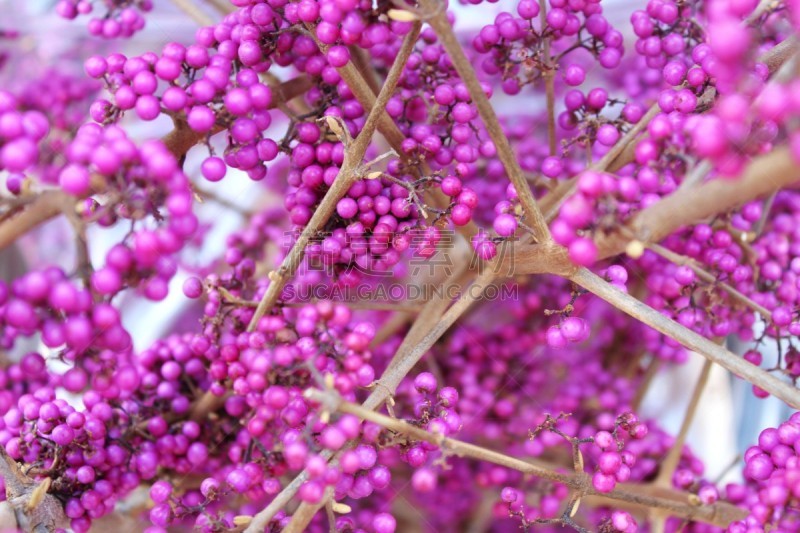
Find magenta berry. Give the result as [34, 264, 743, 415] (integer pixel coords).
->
[3, 3, 799, 532]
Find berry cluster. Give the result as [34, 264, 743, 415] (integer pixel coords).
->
[56, 0, 152, 39]
[727, 414, 800, 532]
[1, 0, 800, 532]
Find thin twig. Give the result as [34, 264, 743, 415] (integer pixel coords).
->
[647, 242, 772, 321]
[632, 357, 662, 412]
[169, 0, 216, 25]
[281, 268, 495, 531]
[348, 46, 382, 95]
[308, 388, 574, 485]
[382, 250, 472, 372]
[654, 358, 714, 487]
[241, 458, 328, 533]
[244, 23, 422, 334]
[509, 146, 800, 276]
[539, 0, 557, 156]
[306, 389, 746, 528]
[307, 26, 480, 239]
[325, 492, 336, 533]
[676, 159, 712, 192]
[371, 311, 414, 347]
[745, 0, 776, 24]
[569, 268, 800, 409]
[540, 104, 661, 222]
[418, 0, 551, 243]
[191, 184, 254, 216]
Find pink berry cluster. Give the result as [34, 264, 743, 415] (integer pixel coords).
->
[631, 1, 704, 71]
[1, 0, 800, 531]
[0, 93, 51, 176]
[64, 125, 197, 302]
[0, 270, 131, 372]
[726, 413, 800, 532]
[56, 0, 153, 39]
[472, 1, 624, 95]
[0, 70, 99, 191]
[589, 413, 649, 494]
[627, 191, 800, 371]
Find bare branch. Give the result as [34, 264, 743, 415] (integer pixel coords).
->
[0, 446, 67, 532]
[569, 268, 800, 408]
[0, 191, 73, 252]
[307, 26, 480, 238]
[654, 358, 713, 487]
[540, 104, 661, 221]
[539, 0, 557, 156]
[169, 0, 216, 26]
[417, 0, 551, 242]
[306, 388, 747, 528]
[244, 23, 422, 333]
[647, 242, 772, 321]
[594, 147, 797, 262]
[510, 146, 800, 276]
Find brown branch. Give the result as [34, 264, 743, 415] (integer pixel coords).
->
[569, 268, 800, 408]
[594, 146, 798, 262]
[510, 145, 800, 276]
[203, 0, 235, 15]
[539, 0, 557, 156]
[760, 36, 799, 74]
[64, 208, 93, 288]
[242, 458, 327, 533]
[540, 104, 661, 221]
[596, 483, 744, 528]
[371, 311, 414, 347]
[745, 0, 776, 25]
[244, 24, 422, 334]
[283, 498, 328, 533]
[307, 26, 480, 238]
[0, 446, 67, 532]
[0, 191, 73, 252]
[325, 497, 336, 533]
[169, 0, 216, 25]
[654, 358, 713, 487]
[382, 249, 472, 372]
[466, 491, 498, 533]
[306, 389, 747, 529]
[417, 0, 551, 243]
[191, 184, 255, 216]
[369, 268, 497, 403]
[647, 242, 772, 321]
[632, 357, 662, 412]
[308, 388, 573, 484]
[675, 159, 712, 193]
[348, 46, 382, 96]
